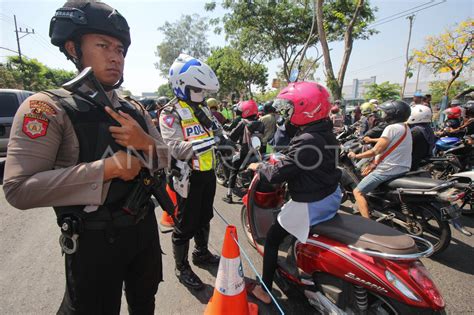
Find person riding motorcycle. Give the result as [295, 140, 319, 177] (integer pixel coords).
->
[436, 106, 462, 136]
[348, 100, 412, 218]
[246, 82, 342, 304]
[441, 104, 474, 137]
[222, 99, 264, 203]
[259, 101, 278, 154]
[329, 105, 344, 134]
[207, 97, 226, 125]
[407, 105, 436, 170]
[358, 102, 376, 136]
[223, 104, 242, 132]
[159, 54, 221, 290]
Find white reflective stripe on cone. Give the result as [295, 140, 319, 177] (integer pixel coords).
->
[215, 256, 245, 296]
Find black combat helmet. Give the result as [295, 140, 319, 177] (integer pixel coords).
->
[378, 100, 411, 124]
[50, 1, 130, 59]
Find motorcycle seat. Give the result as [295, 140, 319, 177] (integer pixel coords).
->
[383, 177, 444, 190]
[310, 214, 417, 255]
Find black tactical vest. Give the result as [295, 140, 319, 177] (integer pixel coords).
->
[43, 89, 149, 220]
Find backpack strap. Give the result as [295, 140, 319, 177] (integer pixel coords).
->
[375, 124, 408, 166]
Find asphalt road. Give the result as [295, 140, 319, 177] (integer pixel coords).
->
[0, 181, 473, 314]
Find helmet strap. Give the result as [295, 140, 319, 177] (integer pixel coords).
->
[102, 76, 124, 91]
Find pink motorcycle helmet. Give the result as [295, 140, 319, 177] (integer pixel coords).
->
[275, 82, 331, 126]
[239, 99, 258, 118]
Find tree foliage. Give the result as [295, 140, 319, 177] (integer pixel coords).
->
[207, 0, 376, 85]
[413, 19, 473, 96]
[364, 81, 401, 102]
[428, 80, 469, 105]
[157, 83, 174, 98]
[254, 89, 280, 103]
[0, 56, 75, 91]
[155, 14, 210, 77]
[206, 0, 316, 82]
[206, 46, 268, 99]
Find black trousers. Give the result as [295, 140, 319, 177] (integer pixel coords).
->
[228, 154, 245, 190]
[262, 220, 289, 291]
[57, 210, 162, 315]
[172, 170, 216, 246]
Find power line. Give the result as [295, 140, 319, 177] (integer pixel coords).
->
[346, 56, 404, 75]
[370, 0, 446, 28]
[369, 0, 434, 26]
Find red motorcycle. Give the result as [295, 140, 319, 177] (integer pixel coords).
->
[241, 154, 445, 314]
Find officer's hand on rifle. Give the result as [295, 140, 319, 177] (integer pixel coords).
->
[104, 151, 142, 182]
[105, 107, 154, 151]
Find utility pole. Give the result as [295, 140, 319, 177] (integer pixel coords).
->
[401, 14, 415, 99]
[415, 63, 421, 92]
[14, 15, 34, 88]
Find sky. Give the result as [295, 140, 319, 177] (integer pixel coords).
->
[1, 0, 473, 96]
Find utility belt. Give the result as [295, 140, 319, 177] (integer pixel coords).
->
[58, 201, 152, 255]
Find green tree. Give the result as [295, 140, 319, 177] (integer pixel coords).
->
[254, 89, 280, 103]
[206, 46, 268, 99]
[206, 0, 317, 82]
[157, 83, 174, 98]
[428, 80, 469, 105]
[363, 81, 401, 102]
[0, 63, 22, 89]
[1, 56, 75, 91]
[155, 14, 210, 77]
[315, 0, 377, 100]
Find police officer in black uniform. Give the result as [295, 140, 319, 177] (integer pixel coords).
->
[3, 1, 168, 314]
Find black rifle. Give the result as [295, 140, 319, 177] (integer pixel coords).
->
[62, 67, 174, 218]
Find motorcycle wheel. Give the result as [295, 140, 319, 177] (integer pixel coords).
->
[215, 156, 227, 186]
[240, 205, 256, 249]
[366, 293, 446, 315]
[393, 205, 451, 255]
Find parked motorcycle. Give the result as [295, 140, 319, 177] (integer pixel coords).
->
[422, 136, 473, 180]
[241, 154, 445, 314]
[338, 139, 471, 255]
[449, 170, 474, 215]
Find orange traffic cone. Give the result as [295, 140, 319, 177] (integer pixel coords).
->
[204, 225, 258, 315]
[159, 184, 178, 233]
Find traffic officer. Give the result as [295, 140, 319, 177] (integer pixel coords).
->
[159, 54, 221, 290]
[3, 1, 168, 314]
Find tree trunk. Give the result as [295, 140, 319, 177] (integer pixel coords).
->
[337, 0, 364, 95]
[445, 71, 461, 96]
[315, 0, 339, 98]
[316, 0, 364, 101]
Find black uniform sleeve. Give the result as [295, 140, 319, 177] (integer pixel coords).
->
[229, 121, 245, 143]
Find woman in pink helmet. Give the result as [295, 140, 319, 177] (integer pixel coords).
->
[247, 82, 342, 304]
[222, 99, 265, 203]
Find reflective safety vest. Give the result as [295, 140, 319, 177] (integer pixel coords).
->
[175, 101, 215, 171]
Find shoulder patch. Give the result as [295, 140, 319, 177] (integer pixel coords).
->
[29, 100, 57, 115]
[163, 115, 175, 128]
[22, 114, 49, 139]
